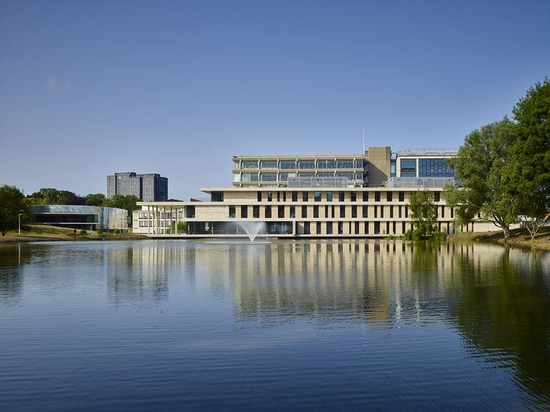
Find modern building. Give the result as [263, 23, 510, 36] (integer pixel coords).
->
[132, 147, 476, 238]
[107, 172, 168, 201]
[32, 205, 128, 231]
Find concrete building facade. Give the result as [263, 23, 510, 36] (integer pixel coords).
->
[132, 147, 475, 238]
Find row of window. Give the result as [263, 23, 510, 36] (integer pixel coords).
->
[239, 172, 363, 182]
[253, 191, 442, 202]
[236, 159, 364, 170]
[228, 204, 452, 219]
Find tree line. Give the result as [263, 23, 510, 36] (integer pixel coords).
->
[445, 78, 550, 240]
[0, 186, 140, 235]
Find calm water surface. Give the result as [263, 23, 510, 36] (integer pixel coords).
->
[0, 239, 549, 411]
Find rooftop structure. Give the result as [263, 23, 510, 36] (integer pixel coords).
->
[232, 147, 457, 189]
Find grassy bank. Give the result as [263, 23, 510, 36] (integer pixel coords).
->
[0, 224, 148, 242]
[449, 226, 550, 251]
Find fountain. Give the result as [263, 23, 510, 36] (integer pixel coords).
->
[234, 221, 266, 242]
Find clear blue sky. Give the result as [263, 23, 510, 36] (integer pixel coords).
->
[1, 0, 549, 200]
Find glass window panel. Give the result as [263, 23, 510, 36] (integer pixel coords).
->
[298, 160, 315, 169]
[242, 160, 258, 169]
[337, 159, 354, 168]
[280, 160, 296, 169]
[260, 160, 277, 168]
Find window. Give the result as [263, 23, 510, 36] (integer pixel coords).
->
[362, 205, 368, 218]
[419, 158, 455, 177]
[257, 192, 262, 202]
[399, 191, 405, 202]
[302, 192, 309, 201]
[278, 206, 285, 218]
[242, 173, 259, 182]
[400, 159, 416, 177]
[260, 160, 277, 168]
[241, 206, 248, 218]
[229, 206, 236, 218]
[292, 191, 298, 202]
[242, 160, 258, 169]
[298, 160, 315, 169]
[363, 192, 369, 201]
[211, 192, 223, 202]
[337, 159, 354, 168]
[318, 159, 336, 169]
[267, 191, 273, 202]
[326, 191, 333, 201]
[339, 192, 345, 201]
[351, 192, 357, 201]
[314, 191, 321, 201]
[326, 222, 333, 234]
[304, 222, 310, 234]
[265, 206, 271, 218]
[290, 206, 295, 218]
[375, 192, 380, 202]
[261, 173, 277, 182]
[340, 205, 346, 218]
[253, 205, 259, 218]
[316, 222, 321, 234]
[386, 192, 392, 201]
[434, 191, 441, 202]
[314, 205, 319, 218]
[302, 205, 307, 218]
[280, 160, 296, 169]
[352, 205, 357, 218]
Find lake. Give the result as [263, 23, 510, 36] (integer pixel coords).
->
[1, 239, 549, 411]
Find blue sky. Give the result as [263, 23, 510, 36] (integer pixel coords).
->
[1, 0, 549, 200]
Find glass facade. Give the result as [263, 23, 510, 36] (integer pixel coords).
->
[419, 159, 454, 177]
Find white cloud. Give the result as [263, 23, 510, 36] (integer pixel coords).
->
[45, 78, 70, 90]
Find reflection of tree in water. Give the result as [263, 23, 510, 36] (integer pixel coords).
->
[447, 246, 550, 408]
[0, 244, 36, 303]
[410, 241, 441, 274]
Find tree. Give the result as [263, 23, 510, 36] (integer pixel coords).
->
[28, 188, 85, 205]
[85, 193, 106, 206]
[446, 118, 517, 238]
[503, 79, 550, 240]
[406, 189, 440, 240]
[0, 185, 29, 236]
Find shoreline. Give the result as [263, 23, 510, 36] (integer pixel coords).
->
[2, 229, 549, 251]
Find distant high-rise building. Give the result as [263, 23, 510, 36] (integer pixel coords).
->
[107, 172, 168, 201]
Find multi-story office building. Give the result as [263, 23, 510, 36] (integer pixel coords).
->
[107, 172, 168, 201]
[132, 147, 478, 238]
